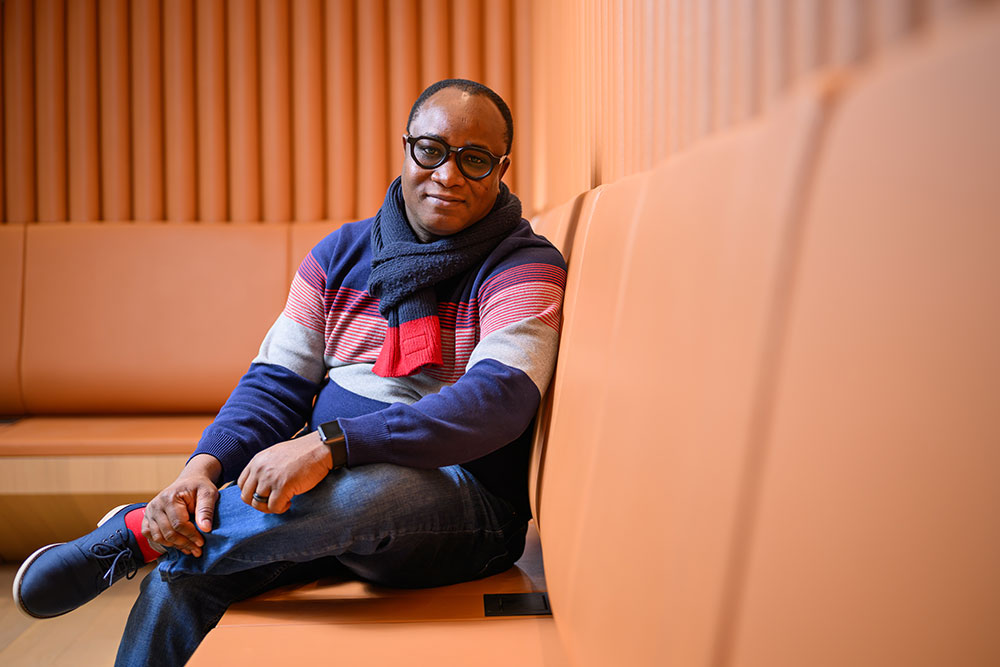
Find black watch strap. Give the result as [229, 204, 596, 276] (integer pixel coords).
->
[317, 420, 348, 469]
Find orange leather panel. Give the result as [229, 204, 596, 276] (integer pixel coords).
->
[189, 617, 567, 667]
[559, 87, 829, 667]
[729, 11, 1000, 667]
[528, 193, 583, 258]
[21, 224, 288, 413]
[536, 174, 644, 652]
[0, 415, 212, 456]
[0, 225, 26, 415]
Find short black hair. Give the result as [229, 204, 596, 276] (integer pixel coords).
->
[407, 79, 514, 154]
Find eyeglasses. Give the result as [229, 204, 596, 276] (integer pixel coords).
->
[404, 134, 507, 181]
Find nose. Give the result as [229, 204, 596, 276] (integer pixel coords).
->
[430, 153, 465, 187]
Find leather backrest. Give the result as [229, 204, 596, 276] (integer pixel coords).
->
[0, 225, 26, 415]
[21, 224, 289, 413]
[729, 10, 1000, 666]
[536, 83, 830, 665]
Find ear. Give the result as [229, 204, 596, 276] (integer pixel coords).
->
[498, 156, 511, 181]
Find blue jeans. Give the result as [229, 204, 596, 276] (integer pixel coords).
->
[115, 463, 526, 667]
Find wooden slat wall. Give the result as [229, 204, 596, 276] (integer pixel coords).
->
[0, 0, 993, 223]
[526, 0, 992, 213]
[0, 0, 525, 223]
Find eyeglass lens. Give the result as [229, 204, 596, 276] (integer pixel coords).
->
[411, 137, 494, 179]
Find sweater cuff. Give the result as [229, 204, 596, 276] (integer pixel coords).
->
[338, 412, 392, 467]
[190, 429, 246, 483]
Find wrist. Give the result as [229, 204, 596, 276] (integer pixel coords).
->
[317, 420, 348, 469]
[184, 453, 223, 484]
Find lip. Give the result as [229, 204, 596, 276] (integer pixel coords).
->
[426, 193, 465, 205]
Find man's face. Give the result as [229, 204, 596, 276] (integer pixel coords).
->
[401, 88, 510, 242]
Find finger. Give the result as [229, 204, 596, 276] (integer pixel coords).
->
[166, 497, 205, 547]
[194, 485, 217, 533]
[267, 488, 285, 514]
[252, 487, 273, 514]
[237, 464, 249, 492]
[239, 470, 258, 506]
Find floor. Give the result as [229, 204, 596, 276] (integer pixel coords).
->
[0, 562, 148, 666]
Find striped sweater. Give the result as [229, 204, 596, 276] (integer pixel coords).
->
[192, 217, 567, 514]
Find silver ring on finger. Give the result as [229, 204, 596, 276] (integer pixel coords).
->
[252, 492, 269, 504]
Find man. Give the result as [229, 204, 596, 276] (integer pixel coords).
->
[13, 79, 566, 666]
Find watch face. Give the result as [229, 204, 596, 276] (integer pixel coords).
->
[319, 420, 343, 442]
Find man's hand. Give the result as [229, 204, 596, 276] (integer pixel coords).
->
[237, 432, 333, 514]
[142, 454, 222, 558]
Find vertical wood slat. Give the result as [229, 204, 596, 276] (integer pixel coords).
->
[0, 5, 5, 220]
[388, 0, 419, 178]
[292, 0, 324, 221]
[228, 0, 260, 222]
[790, 0, 823, 83]
[420, 0, 450, 88]
[513, 0, 534, 215]
[67, 0, 100, 221]
[356, 0, 388, 215]
[4, 0, 36, 222]
[196, 0, 228, 222]
[99, 0, 131, 221]
[325, 0, 355, 220]
[695, 0, 714, 141]
[259, 0, 292, 222]
[35, 0, 67, 222]
[760, 0, 787, 110]
[451, 0, 483, 83]
[483, 0, 514, 186]
[714, 0, 733, 132]
[163, 0, 196, 221]
[132, 0, 164, 221]
[871, 0, 918, 50]
[829, 0, 867, 66]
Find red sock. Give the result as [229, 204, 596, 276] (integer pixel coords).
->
[124, 507, 162, 563]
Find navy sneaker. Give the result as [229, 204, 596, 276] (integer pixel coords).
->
[13, 503, 148, 619]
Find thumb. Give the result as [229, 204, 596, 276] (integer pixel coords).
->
[195, 485, 217, 533]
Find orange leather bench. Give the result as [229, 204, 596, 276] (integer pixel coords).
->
[2, 7, 998, 665]
[190, 9, 1000, 666]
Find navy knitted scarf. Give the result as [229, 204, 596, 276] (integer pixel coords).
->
[368, 176, 523, 377]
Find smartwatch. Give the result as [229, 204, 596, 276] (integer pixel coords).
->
[317, 420, 348, 469]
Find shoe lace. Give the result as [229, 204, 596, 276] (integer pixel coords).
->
[90, 530, 140, 586]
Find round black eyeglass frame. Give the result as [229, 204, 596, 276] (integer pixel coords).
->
[404, 134, 507, 181]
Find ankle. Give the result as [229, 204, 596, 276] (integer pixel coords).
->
[123, 507, 162, 563]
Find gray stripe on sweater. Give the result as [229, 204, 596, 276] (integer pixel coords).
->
[253, 315, 327, 384]
[466, 317, 560, 395]
[325, 361, 449, 405]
